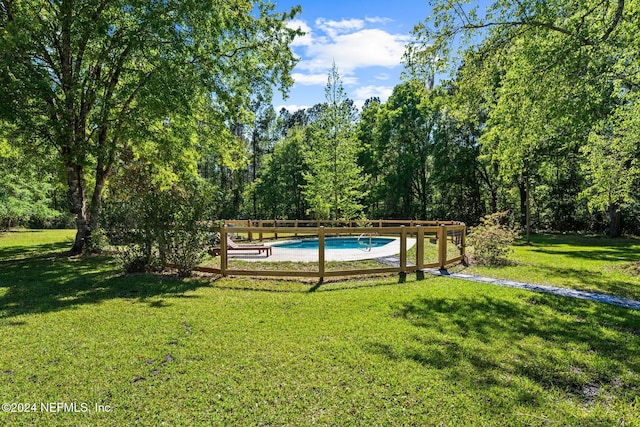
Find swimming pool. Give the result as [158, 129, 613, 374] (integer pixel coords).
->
[272, 236, 395, 250]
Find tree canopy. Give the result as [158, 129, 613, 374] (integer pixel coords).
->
[408, 0, 640, 236]
[0, 0, 301, 252]
[2, 0, 639, 239]
[303, 64, 367, 220]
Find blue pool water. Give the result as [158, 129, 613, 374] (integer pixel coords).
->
[272, 237, 395, 250]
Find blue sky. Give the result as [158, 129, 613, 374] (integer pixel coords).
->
[270, 0, 435, 112]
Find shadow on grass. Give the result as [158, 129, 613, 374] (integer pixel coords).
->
[522, 234, 640, 263]
[531, 247, 640, 263]
[0, 241, 73, 260]
[367, 294, 640, 419]
[0, 244, 207, 318]
[204, 274, 402, 294]
[525, 264, 640, 301]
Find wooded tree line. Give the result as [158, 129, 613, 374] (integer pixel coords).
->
[1, 0, 638, 253]
[220, 0, 640, 239]
[1, 0, 301, 252]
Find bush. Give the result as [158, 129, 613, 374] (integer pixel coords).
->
[117, 244, 159, 274]
[102, 172, 215, 276]
[166, 229, 208, 277]
[467, 211, 520, 266]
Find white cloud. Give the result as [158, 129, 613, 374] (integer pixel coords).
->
[286, 15, 411, 108]
[275, 104, 310, 113]
[295, 27, 411, 77]
[291, 73, 328, 86]
[287, 19, 314, 47]
[365, 17, 394, 25]
[291, 72, 359, 87]
[353, 85, 394, 103]
[316, 18, 365, 38]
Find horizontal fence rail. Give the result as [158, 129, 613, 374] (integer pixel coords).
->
[224, 219, 464, 230]
[193, 222, 467, 282]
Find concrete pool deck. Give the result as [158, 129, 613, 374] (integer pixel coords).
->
[226, 238, 417, 262]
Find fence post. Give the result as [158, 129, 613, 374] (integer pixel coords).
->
[247, 219, 252, 242]
[416, 226, 424, 280]
[318, 226, 325, 283]
[461, 225, 467, 264]
[438, 225, 447, 270]
[399, 225, 407, 283]
[221, 225, 228, 277]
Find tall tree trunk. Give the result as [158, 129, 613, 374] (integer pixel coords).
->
[252, 130, 258, 219]
[86, 160, 112, 252]
[525, 175, 531, 244]
[67, 162, 89, 255]
[518, 180, 527, 228]
[608, 203, 621, 237]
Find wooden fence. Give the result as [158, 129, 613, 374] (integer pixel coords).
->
[196, 223, 466, 282]
[224, 219, 462, 239]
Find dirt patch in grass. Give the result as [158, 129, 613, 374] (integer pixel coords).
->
[615, 262, 640, 276]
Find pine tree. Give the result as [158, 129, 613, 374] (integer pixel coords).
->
[303, 64, 368, 220]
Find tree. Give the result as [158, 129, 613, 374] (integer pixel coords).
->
[0, 0, 301, 253]
[373, 80, 442, 219]
[0, 136, 60, 229]
[0, 123, 62, 229]
[356, 97, 385, 217]
[303, 64, 367, 220]
[247, 97, 278, 218]
[429, 90, 486, 224]
[581, 104, 640, 237]
[254, 126, 309, 219]
[411, 0, 639, 235]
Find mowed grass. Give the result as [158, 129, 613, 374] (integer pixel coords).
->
[1, 230, 639, 426]
[459, 233, 640, 301]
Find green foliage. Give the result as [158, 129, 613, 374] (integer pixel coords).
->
[87, 227, 110, 253]
[254, 126, 309, 219]
[380, 81, 450, 218]
[103, 165, 214, 276]
[0, 170, 59, 229]
[467, 211, 520, 266]
[408, 0, 640, 235]
[303, 64, 368, 220]
[581, 103, 640, 217]
[116, 243, 161, 275]
[356, 79, 486, 222]
[164, 230, 208, 277]
[0, 0, 301, 252]
[0, 132, 61, 229]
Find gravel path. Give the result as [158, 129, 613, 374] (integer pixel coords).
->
[375, 256, 640, 310]
[425, 269, 640, 310]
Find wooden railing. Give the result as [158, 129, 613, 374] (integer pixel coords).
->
[223, 219, 463, 242]
[197, 223, 466, 282]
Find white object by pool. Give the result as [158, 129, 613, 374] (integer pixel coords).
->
[229, 236, 416, 262]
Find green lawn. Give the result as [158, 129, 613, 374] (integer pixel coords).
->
[1, 230, 639, 426]
[459, 233, 640, 301]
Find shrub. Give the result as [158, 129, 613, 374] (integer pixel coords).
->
[466, 211, 520, 266]
[87, 228, 110, 254]
[166, 229, 208, 277]
[117, 244, 156, 274]
[102, 171, 215, 276]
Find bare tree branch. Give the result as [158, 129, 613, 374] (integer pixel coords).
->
[601, 0, 625, 41]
